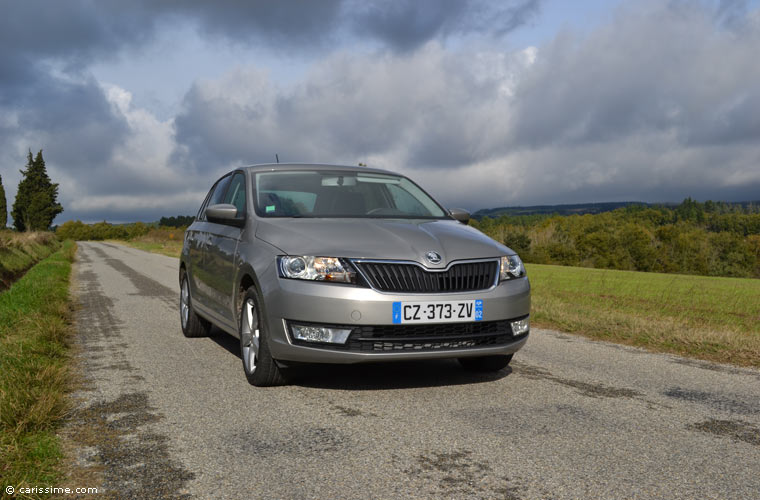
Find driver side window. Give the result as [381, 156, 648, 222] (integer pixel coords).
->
[222, 173, 246, 214]
[197, 174, 232, 221]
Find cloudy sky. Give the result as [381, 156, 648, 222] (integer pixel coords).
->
[1, 0, 759, 224]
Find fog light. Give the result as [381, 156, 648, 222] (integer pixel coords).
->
[511, 317, 530, 336]
[291, 324, 352, 344]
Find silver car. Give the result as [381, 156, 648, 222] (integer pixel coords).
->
[180, 164, 530, 386]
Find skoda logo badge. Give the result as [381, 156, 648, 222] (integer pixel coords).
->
[425, 251, 442, 265]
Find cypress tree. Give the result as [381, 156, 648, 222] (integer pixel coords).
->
[0, 173, 7, 228]
[10, 152, 33, 232]
[11, 150, 63, 231]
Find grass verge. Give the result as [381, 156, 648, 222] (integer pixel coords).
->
[0, 241, 76, 495]
[0, 231, 61, 290]
[109, 227, 183, 258]
[527, 263, 760, 367]
[115, 239, 183, 259]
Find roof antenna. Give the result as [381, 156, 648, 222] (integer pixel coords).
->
[275, 153, 280, 164]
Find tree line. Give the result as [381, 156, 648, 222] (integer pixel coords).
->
[158, 215, 194, 228]
[0, 150, 63, 231]
[55, 215, 194, 241]
[2, 151, 757, 279]
[471, 198, 760, 278]
[55, 220, 152, 241]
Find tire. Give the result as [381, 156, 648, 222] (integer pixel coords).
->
[180, 269, 211, 338]
[239, 286, 286, 387]
[458, 354, 513, 372]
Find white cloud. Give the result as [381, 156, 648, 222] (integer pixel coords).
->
[52, 84, 210, 221]
[171, 2, 760, 212]
[4, 0, 760, 225]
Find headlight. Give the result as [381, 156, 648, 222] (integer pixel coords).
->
[278, 256, 357, 284]
[500, 254, 525, 281]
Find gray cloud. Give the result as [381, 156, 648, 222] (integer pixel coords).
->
[716, 0, 750, 28]
[147, 0, 540, 52]
[508, 2, 760, 150]
[0, 1, 155, 70]
[158, 0, 344, 47]
[3, 0, 760, 224]
[348, 0, 540, 51]
[0, 0, 541, 223]
[494, 1, 760, 206]
[2, 0, 531, 64]
[172, 1, 760, 214]
[172, 46, 518, 173]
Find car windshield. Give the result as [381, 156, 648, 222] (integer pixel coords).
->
[254, 170, 448, 219]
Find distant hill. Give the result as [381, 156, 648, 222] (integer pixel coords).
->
[472, 201, 655, 219]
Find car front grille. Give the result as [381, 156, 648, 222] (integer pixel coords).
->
[289, 319, 524, 353]
[352, 260, 498, 293]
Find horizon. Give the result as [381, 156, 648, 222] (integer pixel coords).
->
[52, 197, 760, 226]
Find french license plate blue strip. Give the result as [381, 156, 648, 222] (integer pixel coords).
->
[392, 302, 402, 324]
[475, 299, 483, 321]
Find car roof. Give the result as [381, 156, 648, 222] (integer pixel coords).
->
[241, 163, 397, 176]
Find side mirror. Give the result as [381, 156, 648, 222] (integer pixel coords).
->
[206, 204, 245, 227]
[449, 208, 470, 224]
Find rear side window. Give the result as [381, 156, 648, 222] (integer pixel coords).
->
[222, 173, 247, 214]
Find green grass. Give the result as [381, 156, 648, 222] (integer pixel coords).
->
[527, 263, 760, 367]
[114, 239, 183, 258]
[107, 226, 184, 258]
[0, 241, 76, 495]
[0, 231, 61, 290]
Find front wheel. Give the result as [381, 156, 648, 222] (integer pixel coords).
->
[240, 287, 286, 387]
[458, 354, 513, 372]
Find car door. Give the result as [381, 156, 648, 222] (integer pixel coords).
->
[205, 171, 247, 324]
[186, 186, 214, 301]
[192, 174, 232, 316]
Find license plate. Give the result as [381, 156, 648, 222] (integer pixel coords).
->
[392, 300, 483, 324]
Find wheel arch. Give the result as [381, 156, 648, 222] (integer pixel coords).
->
[235, 263, 264, 327]
[178, 258, 188, 286]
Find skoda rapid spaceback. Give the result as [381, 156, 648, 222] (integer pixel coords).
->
[180, 164, 530, 386]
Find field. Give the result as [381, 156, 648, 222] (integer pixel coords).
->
[528, 264, 760, 367]
[112, 227, 184, 258]
[0, 241, 76, 491]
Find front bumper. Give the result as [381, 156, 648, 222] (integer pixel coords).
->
[262, 273, 531, 364]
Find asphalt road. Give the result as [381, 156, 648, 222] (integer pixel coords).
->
[67, 241, 760, 500]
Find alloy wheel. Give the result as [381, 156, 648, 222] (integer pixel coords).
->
[241, 298, 260, 374]
[180, 277, 190, 329]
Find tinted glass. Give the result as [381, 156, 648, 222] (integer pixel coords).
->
[254, 171, 447, 218]
[196, 189, 214, 220]
[197, 175, 231, 221]
[209, 175, 232, 207]
[223, 173, 247, 213]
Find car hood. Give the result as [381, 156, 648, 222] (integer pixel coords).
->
[255, 218, 512, 267]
